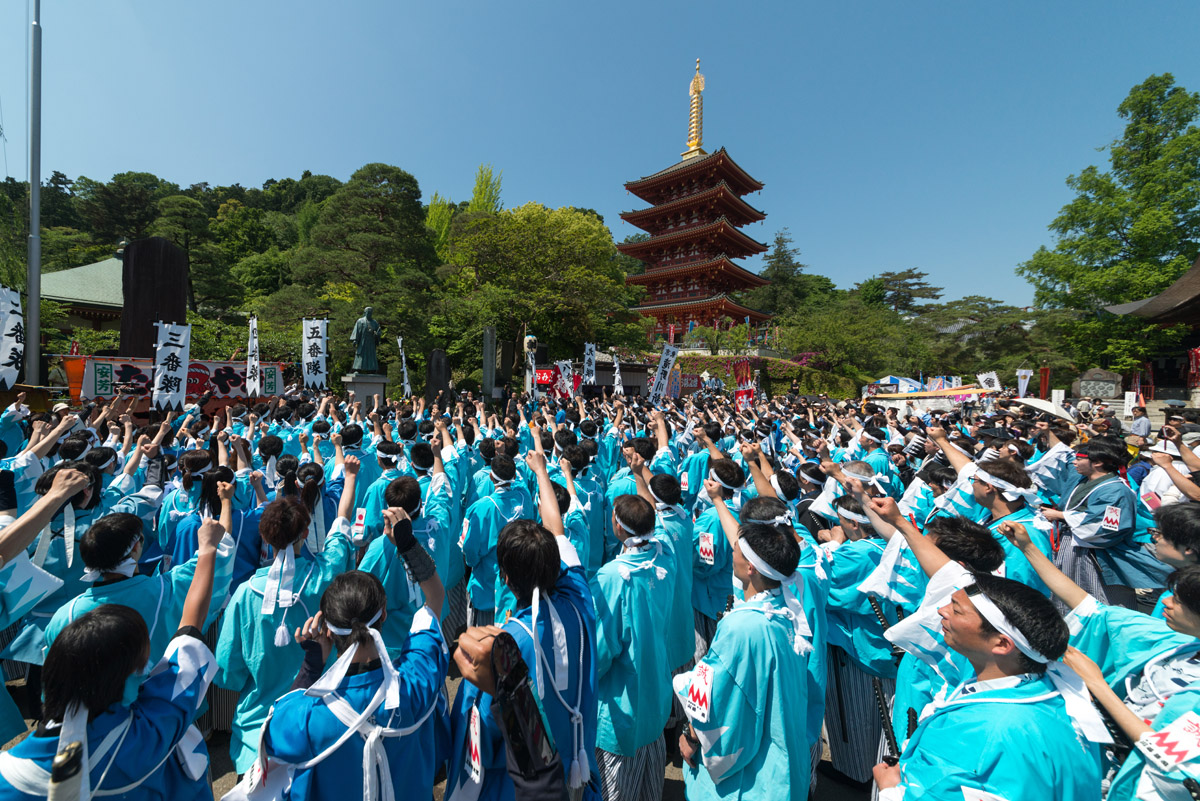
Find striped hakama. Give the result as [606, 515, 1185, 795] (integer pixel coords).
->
[824, 645, 894, 784]
[597, 734, 666, 801]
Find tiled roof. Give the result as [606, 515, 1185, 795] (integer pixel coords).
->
[42, 258, 123, 308]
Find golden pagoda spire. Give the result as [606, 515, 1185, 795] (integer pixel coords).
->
[682, 58, 707, 160]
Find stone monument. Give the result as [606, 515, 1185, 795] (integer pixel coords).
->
[1071, 368, 1123, 400]
[341, 306, 389, 401]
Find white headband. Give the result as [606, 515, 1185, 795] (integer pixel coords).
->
[737, 537, 812, 655]
[968, 589, 1111, 744]
[974, 469, 1041, 507]
[81, 534, 140, 583]
[309, 607, 401, 711]
[836, 508, 872, 526]
[708, 468, 740, 491]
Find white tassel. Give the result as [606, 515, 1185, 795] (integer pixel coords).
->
[617, 565, 631, 581]
[655, 565, 667, 580]
[274, 621, 291, 647]
[574, 747, 590, 786]
[568, 756, 583, 789]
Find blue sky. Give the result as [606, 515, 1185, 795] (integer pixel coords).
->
[2, 1, 1198, 307]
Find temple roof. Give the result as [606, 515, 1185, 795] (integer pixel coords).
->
[625, 255, 769, 288]
[42, 258, 124, 309]
[616, 217, 768, 262]
[624, 147, 764, 203]
[620, 181, 766, 233]
[635, 292, 771, 321]
[1105, 254, 1200, 325]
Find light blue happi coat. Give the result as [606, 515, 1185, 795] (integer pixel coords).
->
[0, 554, 61, 743]
[986, 506, 1054, 596]
[896, 673, 1102, 801]
[653, 504, 695, 671]
[43, 530, 238, 703]
[215, 520, 353, 773]
[460, 485, 534, 613]
[675, 589, 811, 801]
[1066, 594, 1200, 800]
[590, 541, 675, 755]
[446, 538, 601, 801]
[691, 507, 737, 623]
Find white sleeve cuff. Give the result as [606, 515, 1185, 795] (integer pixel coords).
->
[556, 536, 582, 569]
[877, 788, 905, 801]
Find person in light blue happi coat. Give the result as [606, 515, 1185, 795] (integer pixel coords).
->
[0, 468, 91, 743]
[0, 515, 225, 801]
[1000, 519, 1200, 800]
[255, 522, 449, 801]
[43, 496, 237, 706]
[969, 458, 1056, 596]
[360, 441, 416, 546]
[676, 521, 813, 801]
[873, 571, 1104, 801]
[692, 459, 745, 659]
[460, 453, 534, 627]
[4, 454, 164, 667]
[357, 455, 454, 656]
[446, 451, 600, 801]
[591, 493, 675, 799]
[215, 456, 360, 774]
[171, 464, 266, 592]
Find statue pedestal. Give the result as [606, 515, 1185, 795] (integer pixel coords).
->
[341, 373, 389, 403]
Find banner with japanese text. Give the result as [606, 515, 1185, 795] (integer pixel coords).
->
[647, 344, 679, 404]
[302, 318, 328, 390]
[80, 357, 284, 400]
[151, 322, 191, 411]
[246, 317, 262, 397]
[0, 287, 23, 391]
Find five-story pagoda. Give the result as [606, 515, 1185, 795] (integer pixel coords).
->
[620, 60, 771, 340]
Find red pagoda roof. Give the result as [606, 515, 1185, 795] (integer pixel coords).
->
[620, 181, 766, 234]
[624, 148, 764, 204]
[635, 292, 771, 322]
[625, 255, 768, 288]
[616, 217, 767, 263]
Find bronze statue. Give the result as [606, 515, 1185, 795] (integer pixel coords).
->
[351, 307, 381, 373]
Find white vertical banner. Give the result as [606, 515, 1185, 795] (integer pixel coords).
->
[397, 336, 411, 398]
[647, 344, 679, 404]
[1051, 388, 1065, 410]
[1015, 369, 1033, 398]
[302, 318, 328, 390]
[246, 317, 262, 397]
[151, 322, 191, 411]
[0, 287, 24, 391]
[612, 355, 624, 396]
[1122, 391, 1136, 419]
[582, 343, 596, 385]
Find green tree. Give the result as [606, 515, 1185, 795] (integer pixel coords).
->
[233, 247, 292, 298]
[149, 195, 214, 311]
[1018, 73, 1200, 370]
[855, 277, 887, 307]
[683, 322, 753, 355]
[913, 296, 1076, 376]
[778, 293, 928, 380]
[466, 164, 503, 214]
[72, 171, 179, 242]
[433, 203, 644, 370]
[875, 268, 943, 314]
[615, 233, 648, 276]
[739, 228, 835, 314]
[426, 192, 456, 262]
[42, 171, 82, 229]
[40, 227, 108, 273]
[286, 163, 437, 378]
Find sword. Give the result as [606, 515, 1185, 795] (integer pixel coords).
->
[867, 593, 905, 665]
[873, 676, 900, 766]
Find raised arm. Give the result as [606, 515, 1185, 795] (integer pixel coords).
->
[525, 451, 563, 538]
[179, 517, 224, 630]
[338, 456, 360, 520]
[0, 470, 89, 564]
[926, 425, 972, 474]
[998, 521, 1089, 608]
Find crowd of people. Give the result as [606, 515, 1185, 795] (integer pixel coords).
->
[0, 382, 1198, 800]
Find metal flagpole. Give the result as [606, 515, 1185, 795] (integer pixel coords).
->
[25, 0, 42, 386]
